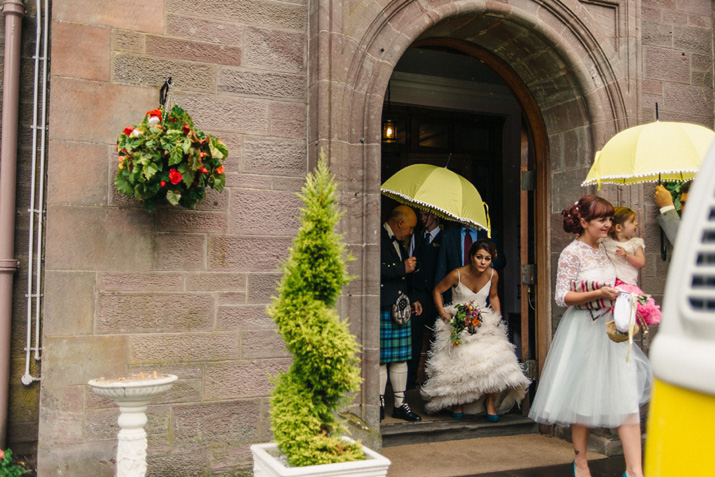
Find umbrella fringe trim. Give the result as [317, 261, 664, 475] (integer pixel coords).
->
[381, 189, 490, 236]
[581, 173, 696, 187]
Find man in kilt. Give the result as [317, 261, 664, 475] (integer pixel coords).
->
[380, 205, 423, 421]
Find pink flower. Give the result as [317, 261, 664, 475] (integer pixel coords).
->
[123, 126, 133, 136]
[169, 168, 182, 185]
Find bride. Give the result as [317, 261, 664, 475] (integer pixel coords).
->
[420, 239, 530, 419]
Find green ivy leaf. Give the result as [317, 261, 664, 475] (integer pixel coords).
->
[209, 137, 228, 159]
[166, 190, 181, 205]
[114, 171, 133, 195]
[169, 146, 183, 167]
[143, 163, 158, 181]
[213, 173, 226, 193]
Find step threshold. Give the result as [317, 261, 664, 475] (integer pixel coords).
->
[381, 414, 538, 447]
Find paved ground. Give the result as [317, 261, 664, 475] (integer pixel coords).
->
[382, 434, 627, 477]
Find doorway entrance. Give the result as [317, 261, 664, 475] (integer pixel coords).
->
[379, 45, 540, 429]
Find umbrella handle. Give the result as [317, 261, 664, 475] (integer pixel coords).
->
[660, 228, 667, 261]
[483, 202, 491, 238]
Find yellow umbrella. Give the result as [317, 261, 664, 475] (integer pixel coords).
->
[380, 164, 490, 236]
[581, 121, 714, 189]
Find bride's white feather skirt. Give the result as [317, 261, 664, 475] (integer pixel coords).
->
[420, 305, 530, 415]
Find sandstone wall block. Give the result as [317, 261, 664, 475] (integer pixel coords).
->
[113, 54, 217, 92]
[217, 305, 274, 330]
[230, 189, 301, 235]
[218, 69, 304, 100]
[53, 0, 163, 33]
[146, 35, 242, 67]
[155, 210, 229, 234]
[172, 400, 261, 444]
[46, 140, 108, 206]
[166, 14, 243, 45]
[42, 336, 127, 387]
[208, 237, 290, 271]
[37, 441, 116, 477]
[51, 21, 110, 81]
[174, 92, 269, 136]
[129, 332, 240, 363]
[241, 137, 306, 176]
[98, 272, 184, 292]
[186, 272, 246, 291]
[165, 0, 306, 31]
[49, 78, 156, 144]
[37, 386, 84, 445]
[97, 292, 215, 333]
[153, 233, 207, 271]
[204, 358, 291, 399]
[112, 29, 145, 53]
[43, 271, 96, 337]
[246, 273, 282, 305]
[241, 330, 288, 359]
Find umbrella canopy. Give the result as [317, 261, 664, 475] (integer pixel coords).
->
[380, 164, 490, 235]
[581, 121, 715, 188]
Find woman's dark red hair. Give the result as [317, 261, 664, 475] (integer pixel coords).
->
[562, 195, 614, 234]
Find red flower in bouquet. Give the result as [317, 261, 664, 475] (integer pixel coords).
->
[168, 168, 182, 185]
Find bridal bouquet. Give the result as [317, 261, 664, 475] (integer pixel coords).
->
[450, 301, 482, 346]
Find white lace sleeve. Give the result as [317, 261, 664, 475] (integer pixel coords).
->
[555, 244, 580, 307]
[631, 237, 645, 251]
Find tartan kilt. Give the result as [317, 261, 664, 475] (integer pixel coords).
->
[380, 308, 411, 363]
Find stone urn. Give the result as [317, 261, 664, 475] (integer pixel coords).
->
[88, 373, 177, 477]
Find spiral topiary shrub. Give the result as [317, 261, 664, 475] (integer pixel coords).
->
[267, 152, 364, 467]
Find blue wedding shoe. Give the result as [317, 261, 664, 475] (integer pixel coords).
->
[452, 411, 464, 419]
[486, 413, 499, 422]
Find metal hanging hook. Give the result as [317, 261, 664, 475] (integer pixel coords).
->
[159, 77, 173, 108]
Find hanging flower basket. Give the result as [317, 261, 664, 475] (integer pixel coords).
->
[115, 105, 228, 212]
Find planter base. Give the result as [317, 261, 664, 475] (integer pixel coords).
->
[250, 441, 391, 477]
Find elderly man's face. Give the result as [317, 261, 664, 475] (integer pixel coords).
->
[394, 213, 417, 241]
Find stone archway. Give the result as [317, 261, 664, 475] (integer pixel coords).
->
[308, 0, 639, 434]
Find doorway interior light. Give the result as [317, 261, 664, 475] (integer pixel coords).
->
[382, 81, 396, 143]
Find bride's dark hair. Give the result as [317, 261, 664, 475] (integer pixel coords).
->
[562, 195, 614, 234]
[469, 239, 497, 261]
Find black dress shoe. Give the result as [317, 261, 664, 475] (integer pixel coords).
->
[392, 402, 422, 422]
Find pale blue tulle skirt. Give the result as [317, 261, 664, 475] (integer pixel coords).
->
[528, 307, 652, 428]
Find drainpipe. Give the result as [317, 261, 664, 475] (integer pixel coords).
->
[0, 0, 26, 448]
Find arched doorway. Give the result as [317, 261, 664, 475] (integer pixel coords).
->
[378, 42, 544, 429]
[308, 0, 635, 445]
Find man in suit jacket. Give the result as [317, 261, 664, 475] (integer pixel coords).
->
[434, 225, 506, 304]
[654, 182, 689, 245]
[406, 210, 442, 388]
[380, 205, 422, 422]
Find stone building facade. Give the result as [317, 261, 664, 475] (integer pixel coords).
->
[0, 0, 712, 475]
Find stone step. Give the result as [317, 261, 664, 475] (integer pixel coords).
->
[381, 414, 538, 447]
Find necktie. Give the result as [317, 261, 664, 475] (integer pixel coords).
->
[463, 229, 472, 265]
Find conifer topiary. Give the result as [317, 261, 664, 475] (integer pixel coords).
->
[267, 151, 364, 466]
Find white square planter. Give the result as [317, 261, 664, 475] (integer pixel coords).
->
[250, 441, 391, 477]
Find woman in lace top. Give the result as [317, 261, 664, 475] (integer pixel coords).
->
[529, 195, 652, 477]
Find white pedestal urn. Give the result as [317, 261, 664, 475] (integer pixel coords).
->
[250, 439, 391, 477]
[88, 374, 178, 477]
